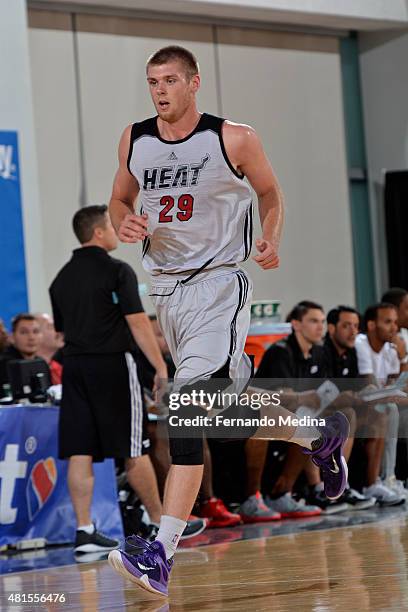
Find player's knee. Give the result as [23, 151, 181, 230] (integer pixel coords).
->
[169, 437, 204, 465]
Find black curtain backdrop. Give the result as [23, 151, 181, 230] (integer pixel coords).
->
[385, 171, 408, 289]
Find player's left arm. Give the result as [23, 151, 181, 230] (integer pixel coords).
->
[224, 123, 284, 270]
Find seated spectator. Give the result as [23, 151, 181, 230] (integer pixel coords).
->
[243, 301, 327, 518]
[319, 306, 375, 509]
[35, 313, 65, 384]
[0, 314, 49, 396]
[382, 289, 408, 475]
[356, 303, 407, 504]
[381, 288, 408, 371]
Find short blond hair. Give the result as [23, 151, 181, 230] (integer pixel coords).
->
[146, 45, 199, 80]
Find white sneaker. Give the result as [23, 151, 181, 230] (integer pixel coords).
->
[383, 476, 408, 499]
[363, 479, 405, 507]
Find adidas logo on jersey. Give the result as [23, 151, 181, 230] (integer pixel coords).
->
[143, 154, 210, 190]
[168, 152, 178, 161]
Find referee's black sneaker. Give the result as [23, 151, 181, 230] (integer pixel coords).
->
[74, 523, 120, 553]
[180, 517, 207, 540]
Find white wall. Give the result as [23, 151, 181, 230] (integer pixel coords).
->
[359, 28, 408, 293]
[0, 0, 47, 312]
[28, 11, 81, 291]
[45, 0, 408, 30]
[218, 27, 354, 315]
[28, 9, 355, 316]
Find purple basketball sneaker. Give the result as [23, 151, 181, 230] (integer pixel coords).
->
[108, 536, 172, 597]
[303, 411, 350, 500]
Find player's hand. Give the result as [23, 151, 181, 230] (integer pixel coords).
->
[117, 212, 149, 243]
[252, 238, 280, 270]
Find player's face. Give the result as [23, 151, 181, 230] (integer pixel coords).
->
[373, 308, 398, 343]
[331, 312, 360, 349]
[12, 320, 42, 357]
[295, 309, 325, 344]
[398, 294, 408, 328]
[147, 61, 200, 122]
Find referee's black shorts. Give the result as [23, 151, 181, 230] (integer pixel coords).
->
[59, 352, 150, 461]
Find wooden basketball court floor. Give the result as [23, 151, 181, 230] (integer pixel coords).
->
[2, 513, 408, 612]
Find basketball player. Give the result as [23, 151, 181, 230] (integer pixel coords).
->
[108, 46, 349, 597]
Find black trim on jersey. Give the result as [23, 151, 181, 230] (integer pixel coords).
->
[127, 118, 157, 176]
[154, 113, 207, 145]
[142, 237, 150, 258]
[218, 122, 245, 180]
[180, 257, 215, 285]
[148, 257, 215, 298]
[140, 205, 150, 257]
[127, 124, 137, 176]
[249, 204, 253, 252]
[127, 113, 244, 182]
[202, 114, 244, 179]
[243, 203, 253, 261]
[243, 212, 248, 257]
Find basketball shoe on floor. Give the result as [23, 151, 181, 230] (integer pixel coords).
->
[144, 518, 207, 544]
[109, 536, 172, 598]
[199, 497, 241, 528]
[303, 411, 350, 500]
[265, 493, 321, 518]
[239, 491, 281, 523]
[383, 476, 408, 500]
[181, 517, 207, 539]
[74, 523, 119, 553]
[338, 486, 376, 510]
[306, 486, 349, 514]
[363, 479, 405, 507]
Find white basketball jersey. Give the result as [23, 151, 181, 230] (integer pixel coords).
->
[127, 113, 253, 276]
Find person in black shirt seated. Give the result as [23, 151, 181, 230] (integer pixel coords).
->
[324, 306, 360, 383]
[254, 302, 373, 514]
[245, 301, 329, 519]
[329, 305, 403, 505]
[320, 306, 375, 509]
[0, 314, 49, 397]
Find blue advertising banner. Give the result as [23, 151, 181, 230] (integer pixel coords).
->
[0, 405, 124, 546]
[0, 131, 28, 330]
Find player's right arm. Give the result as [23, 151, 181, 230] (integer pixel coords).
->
[109, 125, 148, 243]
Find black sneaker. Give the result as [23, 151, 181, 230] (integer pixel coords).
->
[124, 518, 208, 556]
[74, 524, 119, 553]
[180, 518, 207, 540]
[145, 523, 159, 542]
[338, 487, 376, 511]
[306, 489, 348, 515]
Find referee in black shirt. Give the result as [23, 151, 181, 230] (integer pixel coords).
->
[50, 205, 167, 553]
